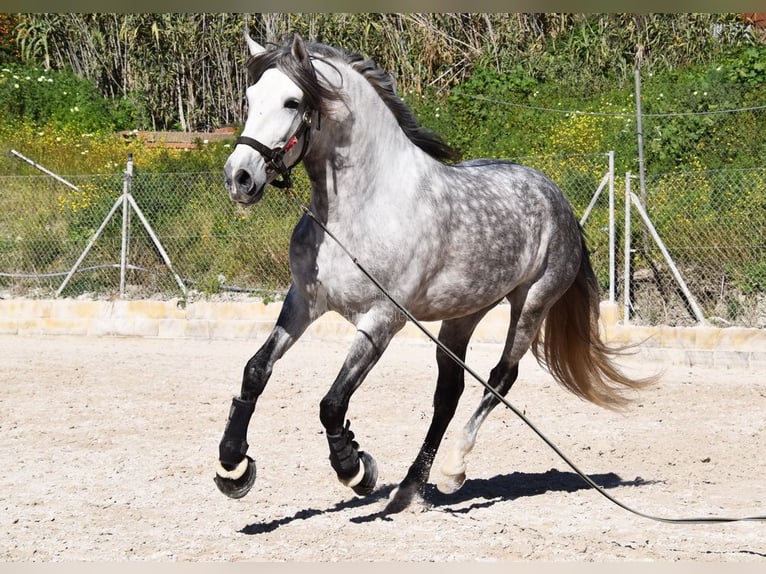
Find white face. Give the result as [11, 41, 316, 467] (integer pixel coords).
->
[224, 68, 306, 205]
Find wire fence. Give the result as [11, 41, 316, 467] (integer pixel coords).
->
[0, 168, 301, 300]
[621, 168, 766, 328]
[1, 152, 764, 328]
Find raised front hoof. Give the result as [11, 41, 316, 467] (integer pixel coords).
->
[348, 451, 378, 497]
[214, 456, 256, 499]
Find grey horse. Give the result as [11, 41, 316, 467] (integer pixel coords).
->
[214, 33, 652, 514]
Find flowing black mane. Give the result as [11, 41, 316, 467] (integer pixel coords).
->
[246, 36, 458, 163]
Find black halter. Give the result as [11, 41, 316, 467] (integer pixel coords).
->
[235, 110, 316, 189]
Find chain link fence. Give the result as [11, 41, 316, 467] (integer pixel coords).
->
[1, 153, 764, 328]
[0, 166, 308, 300]
[620, 168, 766, 328]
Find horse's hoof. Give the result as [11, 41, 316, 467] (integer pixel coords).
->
[436, 472, 466, 494]
[351, 451, 378, 496]
[214, 456, 256, 499]
[385, 483, 428, 514]
[385, 486, 410, 514]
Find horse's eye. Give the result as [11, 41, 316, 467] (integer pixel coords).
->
[284, 99, 300, 110]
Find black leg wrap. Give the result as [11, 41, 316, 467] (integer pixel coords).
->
[218, 397, 255, 468]
[326, 420, 361, 481]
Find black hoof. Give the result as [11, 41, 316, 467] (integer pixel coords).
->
[384, 483, 420, 514]
[214, 456, 256, 499]
[352, 451, 378, 497]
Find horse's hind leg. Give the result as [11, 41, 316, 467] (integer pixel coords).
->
[215, 285, 316, 499]
[438, 288, 548, 494]
[385, 306, 494, 514]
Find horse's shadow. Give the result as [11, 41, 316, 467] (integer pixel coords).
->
[239, 469, 653, 534]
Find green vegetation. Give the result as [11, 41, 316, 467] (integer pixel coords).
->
[2, 13, 764, 175]
[0, 13, 763, 324]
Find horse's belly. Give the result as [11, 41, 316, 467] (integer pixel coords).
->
[407, 275, 516, 322]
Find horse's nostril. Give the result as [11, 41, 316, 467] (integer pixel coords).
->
[234, 169, 254, 194]
[235, 169, 251, 186]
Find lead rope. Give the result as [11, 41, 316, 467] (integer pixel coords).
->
[283, 188, 765, 525]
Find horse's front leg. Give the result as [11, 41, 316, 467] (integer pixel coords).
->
[320, 309, 404, 497]
[214, 285, 317, 499]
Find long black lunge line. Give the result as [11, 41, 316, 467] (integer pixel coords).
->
[289, 193, 765, 525]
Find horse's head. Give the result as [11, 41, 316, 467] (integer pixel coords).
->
[224, 33, 318, 205]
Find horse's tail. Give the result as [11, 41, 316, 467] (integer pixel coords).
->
[531, 233, 656, 410]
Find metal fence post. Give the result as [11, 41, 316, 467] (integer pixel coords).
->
[119, 153, 133, 298]
[54, 153, 187, 298]
[628, 190, 707, 325]
[624, 173, 633, 324]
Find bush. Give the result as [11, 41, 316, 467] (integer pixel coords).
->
[0, 63, 135, 133]
[724, 44, 766, 87]
[407, 47, 766, 179]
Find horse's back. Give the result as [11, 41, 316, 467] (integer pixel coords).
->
[438, 158, 580, 248]
[394, 158, 583, 320]
[451, 159, 572, 211]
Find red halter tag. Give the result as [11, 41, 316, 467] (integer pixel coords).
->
[284, 136, 298, 153]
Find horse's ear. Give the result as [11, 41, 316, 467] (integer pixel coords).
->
[291, 34, 310, 64]
[244, 27, 265, 56]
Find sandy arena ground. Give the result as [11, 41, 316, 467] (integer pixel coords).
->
[1, 331, 764, 562]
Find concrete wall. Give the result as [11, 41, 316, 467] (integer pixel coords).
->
[1, 298, 763, 369]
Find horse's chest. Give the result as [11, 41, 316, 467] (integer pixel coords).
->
[289, 222, 387, 311]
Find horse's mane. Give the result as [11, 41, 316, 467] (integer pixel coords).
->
[246, 37, 458, 163]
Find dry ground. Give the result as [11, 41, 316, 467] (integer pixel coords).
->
[1, 332, 764, 562]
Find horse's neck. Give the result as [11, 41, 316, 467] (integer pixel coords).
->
[305, 75, 432, 223]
